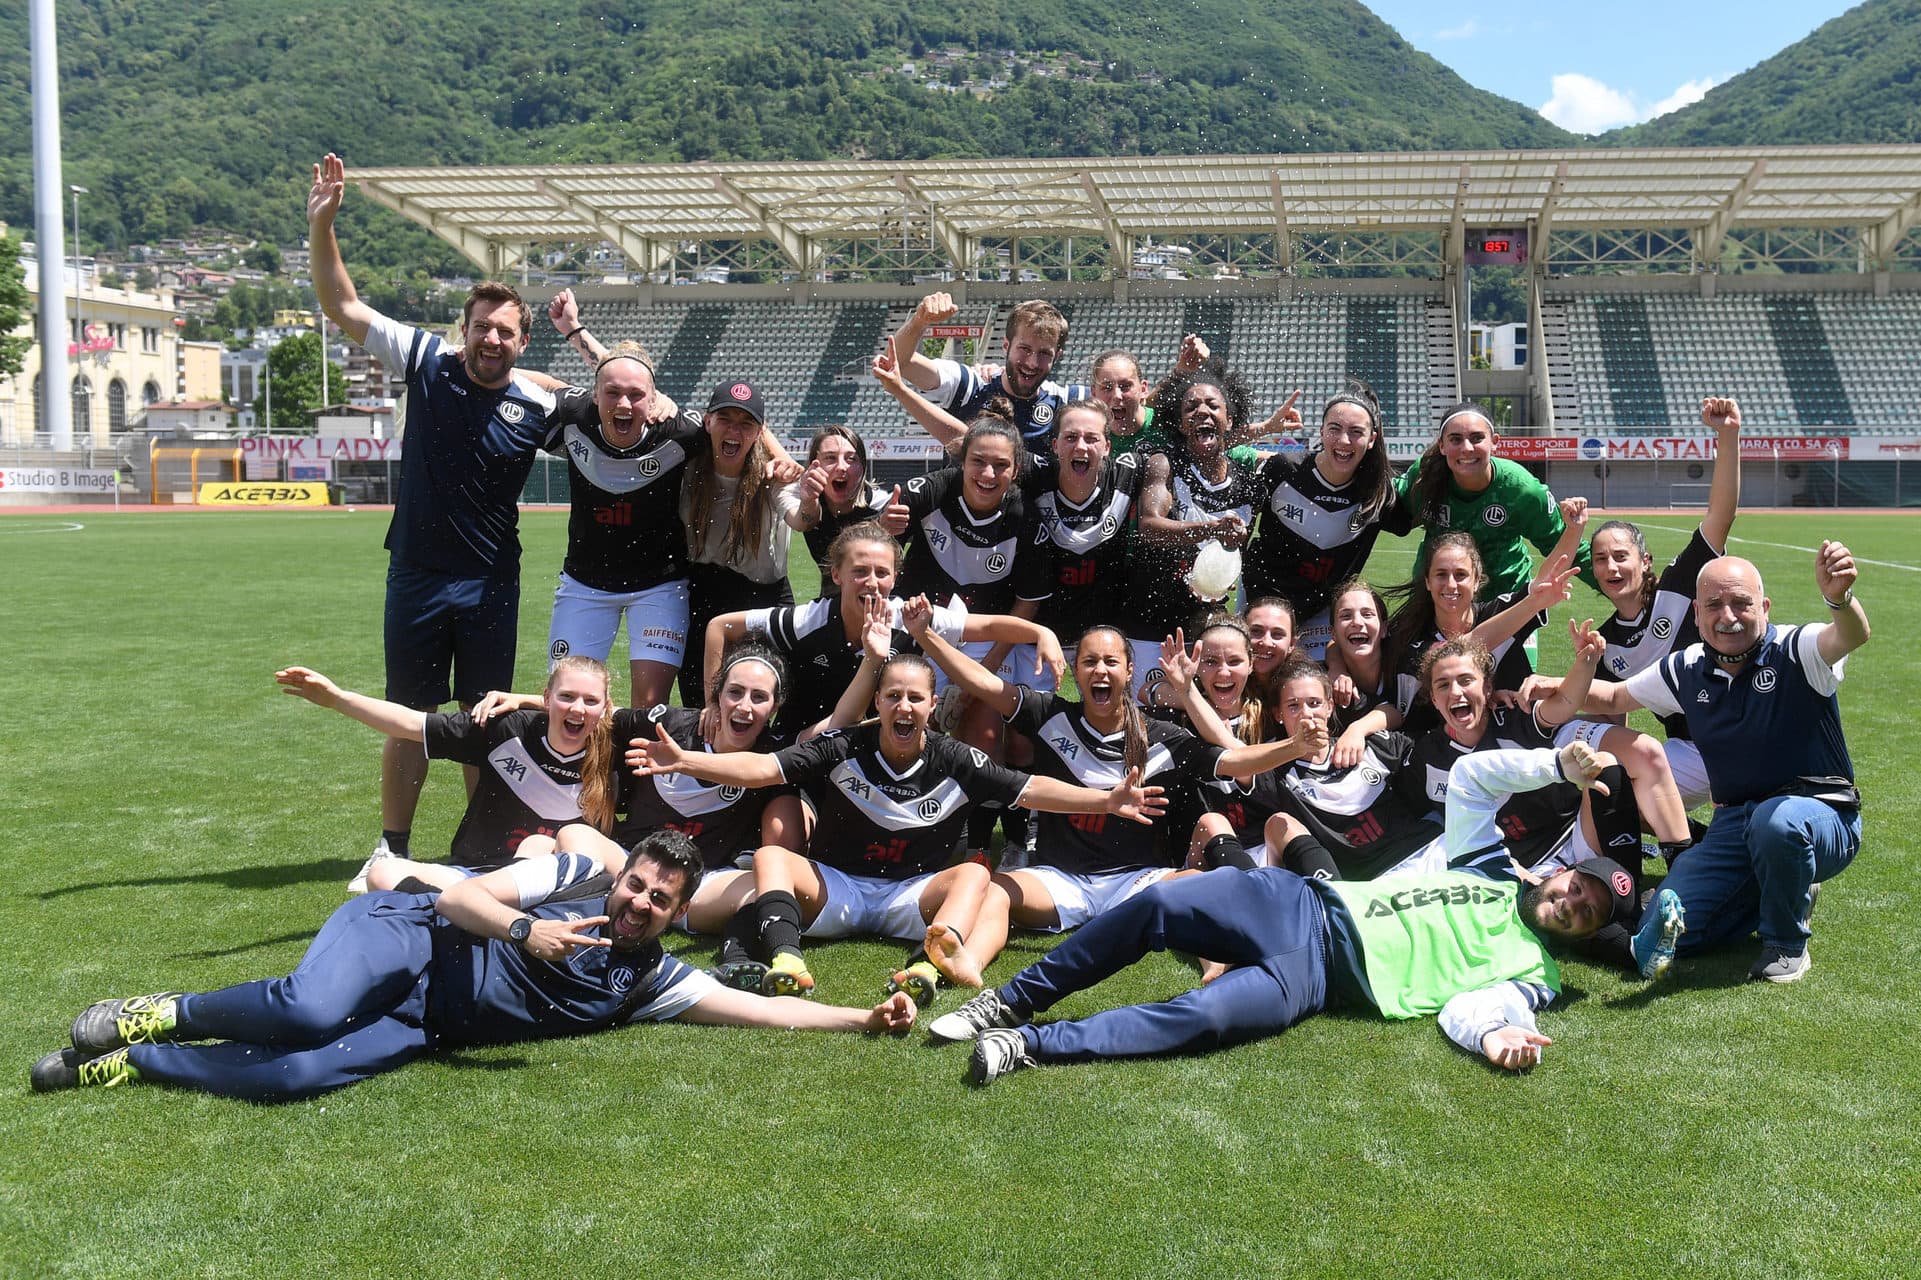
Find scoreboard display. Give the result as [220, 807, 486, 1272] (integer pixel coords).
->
[1464, 229, 1528, 266]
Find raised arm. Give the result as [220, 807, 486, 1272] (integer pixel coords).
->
[1136, 453, 1249, 548]
[275, 666, 425, 741]
[889, 292, 958, 392]
[703, 610, 760, 697]
[1814, 539, 1870, 665]
[807, 595, 889, 740]
[905, 598, 1021, 719]
[1239, 387, 1303, 448]
[625, 724, 785, 788]
[1534, 618, 1605, 729]
[305, 154, 377, 345]
[1016, 767, 1166, 826]
[548, 288, 609, 366]
[1463, 554, 1576, 654]
[1700, 396, 1744, 550]
[874, 336, 968, 450]
[958, 603, 1062, 685]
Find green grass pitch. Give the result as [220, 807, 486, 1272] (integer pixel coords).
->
[2, 507, 1917, 1278]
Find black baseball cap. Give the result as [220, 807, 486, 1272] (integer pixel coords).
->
[706, 379, 766, 425]
[1570, 856, 1639, 928]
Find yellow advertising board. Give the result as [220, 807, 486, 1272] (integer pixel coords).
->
[197, 483, 330, 507]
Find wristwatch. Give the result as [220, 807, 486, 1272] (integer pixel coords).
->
[507, 916, 534, 947]
[1824, 588, 1854, 609]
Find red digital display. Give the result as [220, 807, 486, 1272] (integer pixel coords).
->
[1480, 240, 1511, 253]
[1464, 229, 1528, 265]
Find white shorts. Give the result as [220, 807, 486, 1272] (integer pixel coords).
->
[930, 639, 1036, 695]
[1293, 609, 1332, 663]
[1015, 864, 1175, 931]
[803, 862, 936, 942]
[549, 572, 689, 667]
[1663, 738, 1710, 810]
[672, 864, 750, 933]
[1000, 643, 1062, 694]
[1377, 832, 1450, 877]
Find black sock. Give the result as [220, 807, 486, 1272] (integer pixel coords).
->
[1281, 833, 1340, 881]
[1587, 766, 1645, 889]
[381, 828, 411, 856]
[967, 805, 1000, 853]
[391, 876, 440, 897]
[1201, 833, 1255, 871]
[756, 890, 804, 959]
[718, 903, 759, 966]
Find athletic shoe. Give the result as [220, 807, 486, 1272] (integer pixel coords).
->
[761, 951, 815, 998]
[1750, 946, 1813, 984]
[710, 959, 770, 993]
[927, 987, 1022, 1043]
[71, 993, 181, 1054]
[969, 1028, 1036, 1085]
[1631, 888, 1686, 981]
[886, 960, 941, 1009]
[30, 1046, 140, 1092]
[348, 837, 395, 895]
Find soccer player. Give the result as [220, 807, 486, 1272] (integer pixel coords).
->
[274, 659, 622, 882]
[1242, 382, 1412, 659]
[1395, 401, 1594, 599]
[307, 154, 563, 886]
[928, 743, 1660, 1083]
[1578, 541, 1870, 982]
[30, 832, 916, 1100]
[785, 426, 910, 599]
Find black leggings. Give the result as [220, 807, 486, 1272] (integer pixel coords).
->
[681, 563, 793, 707]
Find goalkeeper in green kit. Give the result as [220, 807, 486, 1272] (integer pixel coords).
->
[929, 742, 1686, 1083]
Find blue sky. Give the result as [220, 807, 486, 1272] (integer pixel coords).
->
[1361, 1, 1864, 133]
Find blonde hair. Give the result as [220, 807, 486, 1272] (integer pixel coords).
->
[547, 656, 616, 834]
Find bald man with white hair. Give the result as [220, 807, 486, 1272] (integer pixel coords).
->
[1582, 540, 1869, 982]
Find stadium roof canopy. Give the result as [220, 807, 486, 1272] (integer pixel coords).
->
[350, 146, 1921, 276]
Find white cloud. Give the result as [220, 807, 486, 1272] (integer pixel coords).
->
[1539, 72, 1727, 134]
[1433, 20, 1479, 40]
[1646, 76, 1721, 120]
[1539, 73, 1640, 133]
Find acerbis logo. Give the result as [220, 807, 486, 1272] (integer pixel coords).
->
[499, 401, 526, 425]
[1483, 503, 1508, 528]
[969, 748, 990, 768]
[986, 553, 1008, 575]
[1753, 668, 1778, 692]
[917, 797, 944, 820]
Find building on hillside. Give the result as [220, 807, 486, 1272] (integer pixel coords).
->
[144, 401, 236, 434]
[221, 348, 268, 431]
[178, 340, 222, 403]
[0, 258, 190, 445]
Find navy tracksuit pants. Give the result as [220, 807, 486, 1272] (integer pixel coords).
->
[1000, 866, 1331, 1063]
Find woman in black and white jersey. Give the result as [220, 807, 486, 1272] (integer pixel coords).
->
[783, 425, 911, 600]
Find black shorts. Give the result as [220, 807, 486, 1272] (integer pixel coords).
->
[384, 559, 520, 708]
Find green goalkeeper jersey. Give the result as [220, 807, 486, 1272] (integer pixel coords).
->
[1395, 456, 1592, 598]
[1322, 872, 1560, 1020]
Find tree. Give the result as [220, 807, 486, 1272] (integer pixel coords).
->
[253, 331, 345, 432]
[0, 234, 30, 380]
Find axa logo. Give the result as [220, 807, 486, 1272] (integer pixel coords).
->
[1048, 734, 1079, 761]
[1280, 501, 1307, 524]
[500, 757, 529, 781]
[926, 528, 948, 551]
[569, 439, 591, 462]
[1611, 655, 1629, 673]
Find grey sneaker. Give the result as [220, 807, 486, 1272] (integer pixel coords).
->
[72, 993, 181, 1054]
[928, 987, 1023, 1043]
[969, 1028, 1036, 1085]
[30, 1046, 139, 1092]
[1750, 947, 1813, 984]
[349, 838, 395, 895]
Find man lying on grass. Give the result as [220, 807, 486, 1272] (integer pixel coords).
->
[930, 743, 1687, 1084]
[30, 831, 914, 1101]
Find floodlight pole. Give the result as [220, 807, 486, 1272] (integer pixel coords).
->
[30, 0, 72, 448]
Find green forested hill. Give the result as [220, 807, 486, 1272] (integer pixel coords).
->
[0, 0, 1573, 272]
[1616, 0, 1921, 146]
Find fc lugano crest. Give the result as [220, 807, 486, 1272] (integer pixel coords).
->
[918, 798, 944, 820]
[499, 401, 526, 425]
[1483, 503, 1509, 527]
[719, 785, 745, 803]
[1032, 402, 1055, 427]
[550, 638, 571, 660]
[986, 553, 1008, 575]
[1651, 616, 1673, 640]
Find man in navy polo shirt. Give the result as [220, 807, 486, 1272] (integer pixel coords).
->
[308, 154, 563, 890]
[888, 291, 1088, 449]
[1585, 540, 1870, 982]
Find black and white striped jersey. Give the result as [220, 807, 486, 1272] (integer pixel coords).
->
[773, 725, 1030, 880]
[551, 392, 704, 592]
[425, 709, 605, 864]
[1127, 450, 1273, 640]
[1393, 590, 1546, 737]
[741, 596, 966, 737]
[1596, 528, 1719, 741]
[1008, 688, 1224, 876]
[1016, 452, 1143, 639]
[612, 706, 786, 874]
[1244, 451, 1412, 619]
[1270, 733, 1439, 879]
[798, 480, 894, 599]
[899, 467, 1026, 615]
[1410, 708, 1573, 868]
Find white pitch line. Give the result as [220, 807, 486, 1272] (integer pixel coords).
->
[1636, 522, 1921, 573]
[0, 521, 84, 535]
